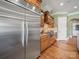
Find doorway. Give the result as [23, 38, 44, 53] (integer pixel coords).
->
[70, 19, 79, 50]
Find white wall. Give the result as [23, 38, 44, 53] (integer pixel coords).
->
[57, 17, 67, 40]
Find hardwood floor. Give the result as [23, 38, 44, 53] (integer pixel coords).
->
[39, 39, 79, 59]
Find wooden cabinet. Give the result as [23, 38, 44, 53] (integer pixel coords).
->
[40, 11, 56, 52]
[40, 34, 56, 52]
[40, 34, 49, 52]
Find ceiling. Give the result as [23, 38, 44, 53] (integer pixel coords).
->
[1, 0, 79, 16]
[42, 0, 79, 14]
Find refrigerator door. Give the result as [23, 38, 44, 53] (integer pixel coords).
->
[0, 1, 26, 59]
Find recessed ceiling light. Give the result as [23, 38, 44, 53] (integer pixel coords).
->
[74, 6, 78, 9]
[32, 6, 35, 10]
[15, 0, 18, 2]
[60, 3, 64, 6]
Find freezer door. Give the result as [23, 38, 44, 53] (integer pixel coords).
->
[0, 17, 25, 59]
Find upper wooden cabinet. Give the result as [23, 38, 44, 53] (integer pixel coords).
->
[24, 0, 41, 8]
[40, 11, 55, 34]
[40, 11, 54, 28]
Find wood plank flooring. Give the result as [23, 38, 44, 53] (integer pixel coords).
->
[39, 39, 79, 59]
